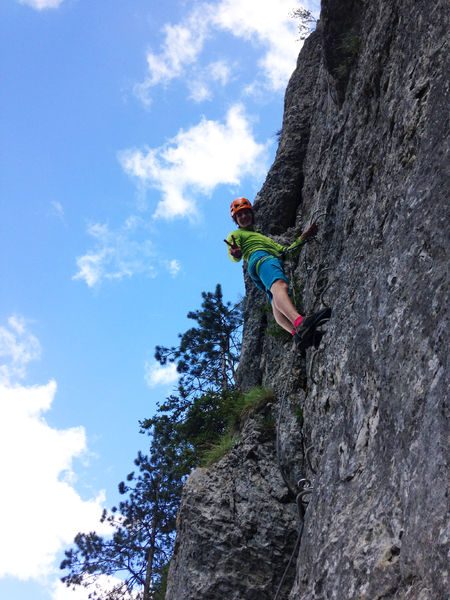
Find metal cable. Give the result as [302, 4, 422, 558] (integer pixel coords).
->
[273, 208, 333, 598]
[273, 479, 313, 600]
[308, 348, 321, 385]
[275, 349, 301, 497]
[304, 445, 317, 475]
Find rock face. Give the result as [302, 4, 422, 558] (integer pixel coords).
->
[165, 1, 449, 599]
[166, 403, 299, 600]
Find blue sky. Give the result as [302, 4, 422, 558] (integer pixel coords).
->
[0, 0, 318, 598]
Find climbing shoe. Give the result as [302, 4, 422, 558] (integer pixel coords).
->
[294, 307, 332, 350]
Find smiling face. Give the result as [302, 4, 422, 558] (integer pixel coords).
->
[235, 208, 254, 228]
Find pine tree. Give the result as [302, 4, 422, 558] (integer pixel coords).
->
[143, 283, 243, 462]
[155, 283, 242, 401]
[60, 285, 243, 599]
[60, 427, 182, 600]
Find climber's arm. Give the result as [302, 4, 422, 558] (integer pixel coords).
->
[282, 222, 319, 255]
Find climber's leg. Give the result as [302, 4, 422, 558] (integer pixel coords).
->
[270, 279, 301, 326]
[272, 303, 296, 333]
[256, 258, 304, 334]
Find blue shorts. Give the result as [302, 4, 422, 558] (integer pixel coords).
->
[248, 252, 288, 301]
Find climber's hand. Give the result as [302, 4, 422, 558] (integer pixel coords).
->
[301, 222, 319, 241]
[224, 235, 242, 259]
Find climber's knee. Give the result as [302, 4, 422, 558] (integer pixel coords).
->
[270, 279, 289, 297]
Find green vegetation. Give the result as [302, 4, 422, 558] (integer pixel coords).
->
[266, 320, 293, 342]
[60, 438, 183, 600]
[295, 405, 304, 426]
[153, 563, 170, 600]
[339, 32, 361, 57]
[234, 386, 274, 422]
[290, 7, 317, 40]
[201, 386, 275, 466]
[201, 432, 237, 466]
[334, 32, 362, 81]
[261, 413, 276, 436]
[60, 285, 244, 600]
[60, 286, 277, 599]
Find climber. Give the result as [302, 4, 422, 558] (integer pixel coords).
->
[225, 197, 331, 349]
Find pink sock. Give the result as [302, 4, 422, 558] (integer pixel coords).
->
[291, 315, 303, 335]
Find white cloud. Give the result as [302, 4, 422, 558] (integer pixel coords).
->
[52, 575, 138, 600]
[212, 0, 302, 91]
[0, 317, 108, 582]
[135, 0, 308, 104]
[73, 221, 157, 287]
[53, 579, 94, 600]
[0, 315, 41, 384]
[74, 218, 183, 287]
[18, 0, 64, 10]
[51, 201, 65, 221]
[134, 6, 213, 106]
[208, 60, 232, 86]
[144, 361, 178, 388]
[188, 80, 213, 103]
[119, 104, 269, 219]
[166, 259, 181, 277]
[188, 60, 232, 103]
[0, 381, 107, 580]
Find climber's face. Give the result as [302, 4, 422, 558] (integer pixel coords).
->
[236, 209, 253, 228]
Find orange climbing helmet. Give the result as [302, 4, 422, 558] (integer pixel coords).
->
[230, 197, 253, 220]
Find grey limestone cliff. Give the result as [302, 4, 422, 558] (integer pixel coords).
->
[165, 0, 449, 598]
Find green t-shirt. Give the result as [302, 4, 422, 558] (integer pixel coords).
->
[226, 227, 304, 262]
